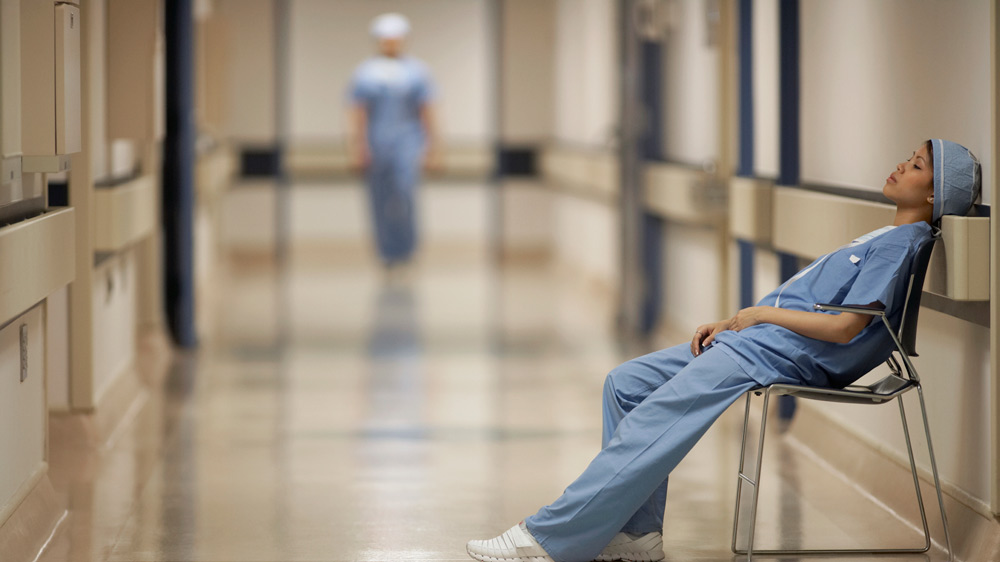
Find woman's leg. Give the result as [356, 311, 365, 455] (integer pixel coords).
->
[525, 346, 758, 562]
[367, 150, 419, 264]
[601, 344, 695, 534]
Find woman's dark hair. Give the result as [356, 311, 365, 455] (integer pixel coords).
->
[925, 139, 934, 169]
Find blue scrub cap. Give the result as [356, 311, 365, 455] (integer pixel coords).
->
[931, 139, 981, 222]
[371, 13, 410, 40]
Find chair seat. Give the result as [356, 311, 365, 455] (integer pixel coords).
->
[761, 374, 915, 404]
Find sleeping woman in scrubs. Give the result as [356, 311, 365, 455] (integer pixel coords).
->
[467, 139, 982, 562]
[348, 13, 440, 269]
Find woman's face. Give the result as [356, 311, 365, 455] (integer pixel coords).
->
[883, 144, 934, 209]
[378, 38, 404, 57]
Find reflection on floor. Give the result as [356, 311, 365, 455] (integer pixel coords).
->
[39, 251, 942, 561]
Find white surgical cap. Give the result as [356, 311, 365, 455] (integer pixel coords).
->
[371, 13, 410, 39]
[931, 139, 981, 222]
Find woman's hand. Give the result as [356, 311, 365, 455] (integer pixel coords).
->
[729, 306, 771, 331]
[691, 319, 731, 356]
[691, 307, 774, 356]
[423, 148, 443, 174]
[351, 145, 371, 174]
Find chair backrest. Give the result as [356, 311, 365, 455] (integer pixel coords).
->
[897, 236, 939, 357]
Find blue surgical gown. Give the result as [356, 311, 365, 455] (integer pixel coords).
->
[349, 56, 434, 264]
[714, 221, 933, 388]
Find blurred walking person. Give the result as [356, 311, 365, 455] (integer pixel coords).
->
[348, 13, 440, 270]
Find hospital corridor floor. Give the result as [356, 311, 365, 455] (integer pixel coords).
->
[38, 250, 942, 561]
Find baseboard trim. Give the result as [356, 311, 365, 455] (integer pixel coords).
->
[788, 402, 1000, 561]
[49, 329, 172, 451]
[0, 468, 65, 562]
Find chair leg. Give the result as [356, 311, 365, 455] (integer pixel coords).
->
[917, 385, 955, 562]
[731, 389, 771, 561]
[744, 390, 771, 561]
[896, 395, 932, 552]
[729, 389, 944, 558]
[731, 392, 755, 554]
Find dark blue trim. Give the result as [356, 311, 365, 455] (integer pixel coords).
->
[639, 38, 664, 335]
[48, 181, 68, 207]
[736, 0, 756, 312]
[777, 0, 801, 424]
[778, 252, 799, 283]
[640, 40, 664, 160]
[737, 0, 754, 178]
[239, 147, 283, 177]
[778, 0, 799, 187]
[641, 213, 664, 334]
[163, 0, 197, 348]
[738, 240, 755, 309]
[497, 146, 538, 177]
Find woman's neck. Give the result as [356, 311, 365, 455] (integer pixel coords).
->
[893, 207, 932, 226]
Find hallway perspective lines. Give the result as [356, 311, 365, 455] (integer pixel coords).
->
[38, 255, 940, 561]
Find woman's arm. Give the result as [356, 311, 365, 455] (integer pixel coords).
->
[420, 104, 442, 172]
[349, 104, 370, 172]
[691, 306, 872, 357]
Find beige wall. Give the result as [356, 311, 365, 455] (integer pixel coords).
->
[786, 0, 994, 512]
[554, 0, 617, 147]
[91, 251, 138, 404]
[800, 0, 992, 200]
[287, 0, 494, 144]
[751, 0, 778, 178]
[663, 0, 720, 165]
[215, 0, 275, 144]
[500, 0, 555, 145]
[1, 0, 21, 158]
[86, 0, 108, 180]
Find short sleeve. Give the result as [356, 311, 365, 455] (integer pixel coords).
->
[840, 242, 911, 312]
[413, 65, 434, 105]
[349, 66, 372, 105]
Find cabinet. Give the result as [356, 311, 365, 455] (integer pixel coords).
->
[21, 0, 81, 173]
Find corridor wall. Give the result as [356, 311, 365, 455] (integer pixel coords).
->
[792, 0, 993, 518]
[647, 0, 729, 332]
[542, 0, 620, 289]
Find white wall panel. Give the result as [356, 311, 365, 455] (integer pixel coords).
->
[800, 0, 991, 202]
[289, 184, 368, 243]
[88, 0, 108, 181]
[284, 182, 491, 250]
[421, 183, 491, 247]
[553, 193, 618, 287]
[500, 180, 553, 252]
[815, 309, 991, 509]
[91, 251, 138, 404]
[751, 0, 778, 178]
[662, 0, 719, 164]
[554, 0, 617, 147]
[46, 285, 70, 411]
[214, 0, 276, 143]
[501, 0, 556, 144]
[661, 223, 721, 330]
[288, 0, 493, 144]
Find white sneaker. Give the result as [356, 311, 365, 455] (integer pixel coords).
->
[466, 521, 554, 562]
[594, 532, 665, 562]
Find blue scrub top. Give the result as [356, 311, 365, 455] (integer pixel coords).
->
[349, 56, 434, 151]
[714, 221, 933, 388]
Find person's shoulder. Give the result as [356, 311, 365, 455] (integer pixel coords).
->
[879, 222, 932, 249]
[403, 57, 431, 75]
[355, 57, 382, 74]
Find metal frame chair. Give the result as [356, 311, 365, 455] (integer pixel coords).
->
[730, 236, 953, 561]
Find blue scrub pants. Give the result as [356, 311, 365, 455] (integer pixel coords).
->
[524, 343, 798, 562]
[367, 146, 422, 265]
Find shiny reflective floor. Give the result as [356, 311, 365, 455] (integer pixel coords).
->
[40, 247, 942, 561]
